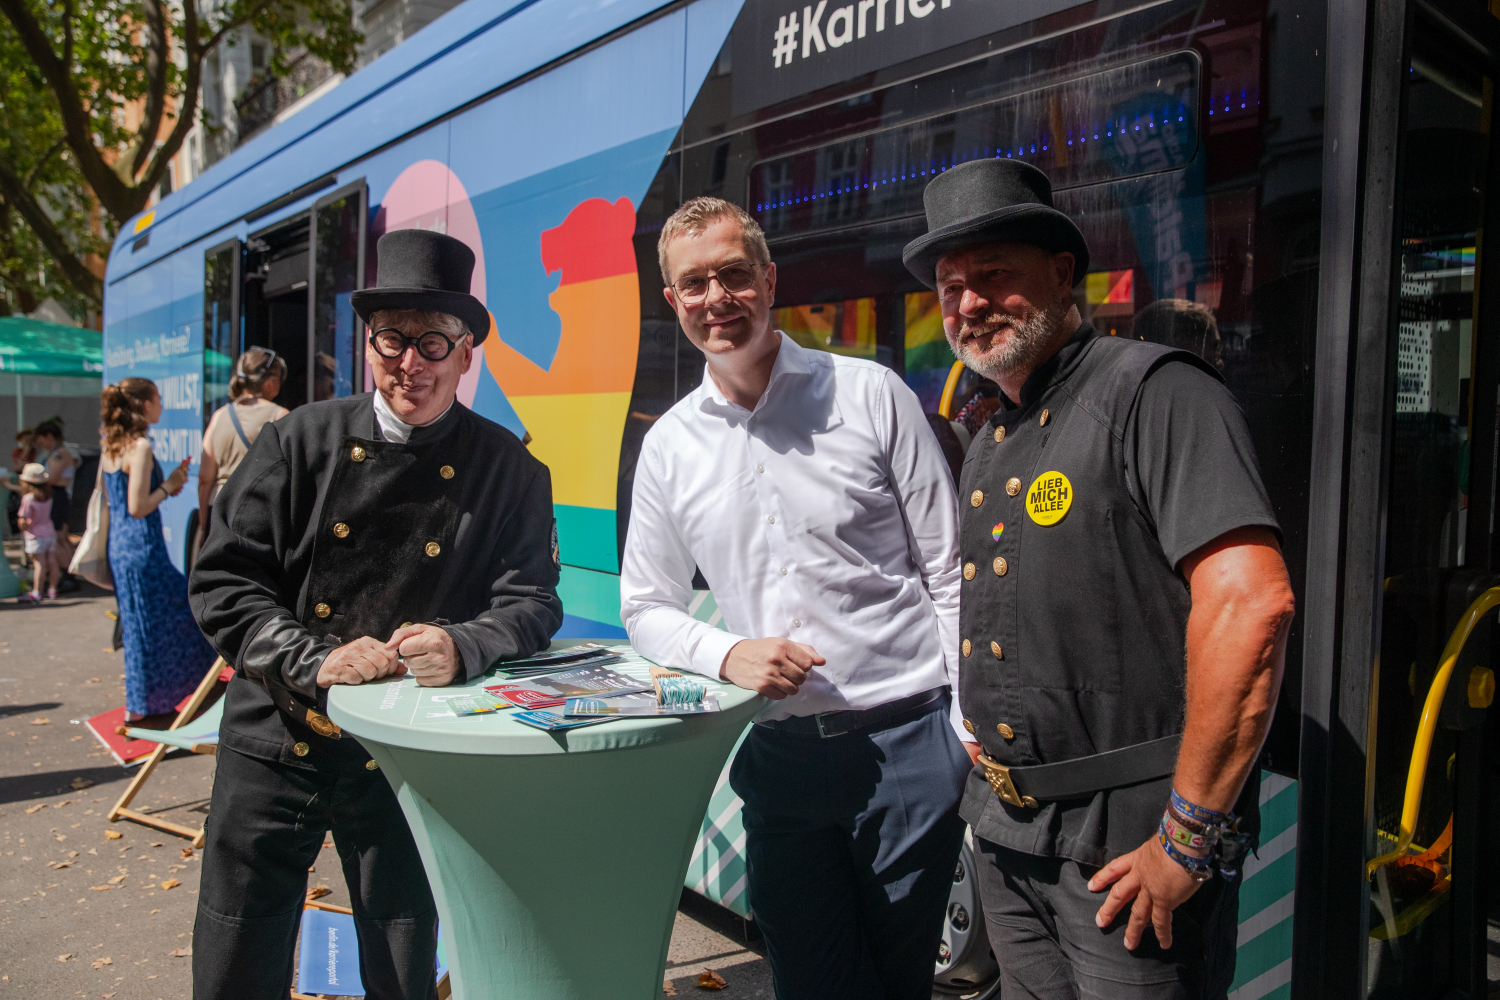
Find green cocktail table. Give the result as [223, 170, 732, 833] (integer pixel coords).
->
[326, 641, 763, 1000]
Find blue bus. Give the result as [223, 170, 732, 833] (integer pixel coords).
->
[103, 0, 1500, 994]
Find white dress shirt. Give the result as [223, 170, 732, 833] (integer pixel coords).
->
[621, 333, 969, 739]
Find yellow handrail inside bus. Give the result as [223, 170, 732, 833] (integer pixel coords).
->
[937, 361, 966, 419]
[1367, 586, 1500, 878]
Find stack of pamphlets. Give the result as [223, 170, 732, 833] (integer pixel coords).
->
[446, 692, 514, 716]
[564, 691, 721, 717]
[511, 710, 613, 731]
[491, 642, 623, 678]
[484, 664, 652, 709]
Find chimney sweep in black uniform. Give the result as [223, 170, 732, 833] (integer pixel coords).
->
[189, 229, 563, 1000]
[903, 158, 1295, 999]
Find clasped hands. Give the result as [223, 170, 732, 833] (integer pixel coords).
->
[316, 624, 460, 688]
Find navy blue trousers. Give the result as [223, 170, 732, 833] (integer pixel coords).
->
[730, 697, 971, 1000]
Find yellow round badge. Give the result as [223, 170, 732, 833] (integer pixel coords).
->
[1026, 471, 1073, 525]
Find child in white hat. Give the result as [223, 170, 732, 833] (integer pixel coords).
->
[16, 463, 57, 603]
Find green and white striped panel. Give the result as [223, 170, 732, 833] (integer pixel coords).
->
[1229, 772, 1297, 1000]
[682, 591, 753, 917]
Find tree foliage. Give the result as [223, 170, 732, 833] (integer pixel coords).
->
[0, 0, 360, 310]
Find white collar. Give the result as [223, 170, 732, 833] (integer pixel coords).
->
[700, 331, 811, 413]
[372, 390, 454, 444]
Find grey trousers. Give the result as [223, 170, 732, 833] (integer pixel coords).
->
[973, 839, 1240, 1000]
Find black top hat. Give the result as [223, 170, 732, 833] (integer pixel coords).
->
[902, 159, 1089, 289]
[350, 230, 491, 345]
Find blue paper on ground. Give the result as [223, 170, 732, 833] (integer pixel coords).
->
[296, 909, 364, 996]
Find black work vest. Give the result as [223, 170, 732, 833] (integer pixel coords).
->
[956, 325, 1256, 865]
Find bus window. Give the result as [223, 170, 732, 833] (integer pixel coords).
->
[203, 239, 241, 426]
[311, 182, 367, 401]
[243, 214, 311, 411]
[669, 0, 1324, 782]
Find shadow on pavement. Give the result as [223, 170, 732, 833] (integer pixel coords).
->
[0, 701, 63, 719]
[0, 764, 134, 804]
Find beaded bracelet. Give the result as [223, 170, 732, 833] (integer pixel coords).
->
[1161, 810, 1209, 850]
[1157, 828, 1214, 882]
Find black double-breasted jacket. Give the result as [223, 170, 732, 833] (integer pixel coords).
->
[956, 325, 1262, 866]
[190, 394, 563, 773]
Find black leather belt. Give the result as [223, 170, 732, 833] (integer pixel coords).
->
[757, 688, 946, 738]
[978, 734, 1181, 809]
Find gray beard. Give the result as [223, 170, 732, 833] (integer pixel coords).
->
[952, 298, 1072, 386]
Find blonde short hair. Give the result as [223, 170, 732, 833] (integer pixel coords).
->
[368, 308, 471, 341]
[657, 197, 771, 284]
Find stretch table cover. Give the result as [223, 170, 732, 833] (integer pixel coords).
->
[327, 641, 763, 1000]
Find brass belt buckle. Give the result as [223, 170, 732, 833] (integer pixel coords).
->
[979, 754, 1038, 809]
[306, 709, 342, 739]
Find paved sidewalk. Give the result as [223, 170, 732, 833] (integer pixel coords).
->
[0, 585, 773, 998]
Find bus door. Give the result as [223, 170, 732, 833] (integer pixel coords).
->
[203, 178, 367, 420]
[1363, 6, 1500, 997]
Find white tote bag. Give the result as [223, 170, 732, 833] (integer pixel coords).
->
[68, 464, 112, 590]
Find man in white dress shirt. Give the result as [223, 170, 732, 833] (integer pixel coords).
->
[620, 197, 976, 1000]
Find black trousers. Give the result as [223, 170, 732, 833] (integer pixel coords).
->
[193, 746, 438, 1000]
[974, 840, 1240, 1000]
[729, 698, 971, 1000]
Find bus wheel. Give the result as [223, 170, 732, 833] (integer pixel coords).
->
[932, 827, 1001, 999]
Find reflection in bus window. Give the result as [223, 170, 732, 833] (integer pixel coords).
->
[775, 299, 876, 360]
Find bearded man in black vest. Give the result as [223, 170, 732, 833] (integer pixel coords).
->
[903, 159, 1296, 999]
[189, 229, 562, 1000]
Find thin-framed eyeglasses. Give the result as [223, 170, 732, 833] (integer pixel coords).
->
[669, 262, 759, 304]
[369, 328, 462, 361]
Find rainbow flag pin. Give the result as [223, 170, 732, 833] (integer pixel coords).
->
[991, 522, 1005, 541]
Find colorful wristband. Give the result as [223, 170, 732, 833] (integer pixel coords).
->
[1161, 811, 1209, 850]
[1170, 788, 1233, 827]
[1158, 829, 1215, 881]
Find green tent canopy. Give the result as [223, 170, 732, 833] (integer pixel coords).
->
[0, 316, 104, 377]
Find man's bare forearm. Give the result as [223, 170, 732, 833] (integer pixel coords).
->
[1171, 528, 1295, 814]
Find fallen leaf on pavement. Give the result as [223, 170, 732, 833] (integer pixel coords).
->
[663, 980, 678, 996]
[89, 886, 113, 892]
[91, 957, 111, 969]
[31, 717, 49, 725]
[104, 992, 116, 998]
[71, 778, 94, 790]
[149, 909, 160, 914]
[149, 842, 162, 847]
[169, 948, 191, 958]
[87, 677, 100, 684]
[104, 830, 121, 840]
[52, 800, 72, 809]
[696, 969, 727, 990]
[160, 878, 181, 890]
[180, 848, 193, 859]
[306, 885, 331, 901]
[106, 875, 126, 884]
[48, 861, 73, 870]
[25, 803, 46, 814]
[57, 954, 73, 962]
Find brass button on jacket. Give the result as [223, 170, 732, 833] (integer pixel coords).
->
[990, 640, 1003, 659]
[993, 425, 1006, 443]
[401, 621, 413, 628]
[333, 522, 350, 538]
[366, 759, 380, 770]
[962, 639, 972, 657]
[1040, 408, 1051, 426]
[293, 742, 310, 757]
[970, 489, 984, 508]
[440, 465, 455, 480]
[350, 445, 366, 463]
[996, 723, 1015, 739]
[963, 562, 976, 581]
[425, 542, 441, 557]
[963, 719, 976, 735]
[993, 556, 1008, 576]
[1005, 477, 1022, 496]
[314, 602, 332, 618]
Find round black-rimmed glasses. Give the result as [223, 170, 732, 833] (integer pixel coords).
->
[369, 328, 462, 361]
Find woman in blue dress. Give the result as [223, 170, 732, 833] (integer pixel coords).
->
[100, 378, 217, 721]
